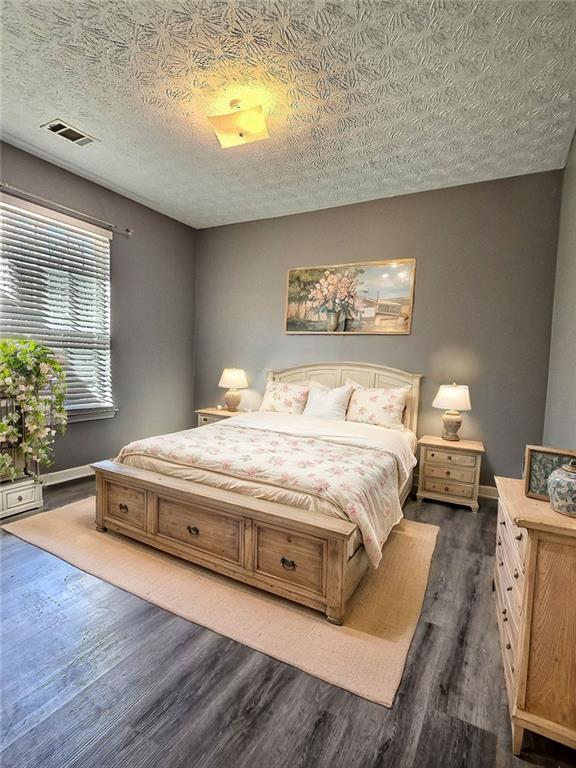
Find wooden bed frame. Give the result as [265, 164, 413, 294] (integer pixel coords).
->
[93, 363, 421, 624]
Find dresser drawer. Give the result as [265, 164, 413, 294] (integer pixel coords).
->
[423, 478, 473, 499]
[105, 482, 146, 529]
[494, 558, 520, 640]
[498, 500, 527, 565]
[498, 504, 526, 576]
[422, 463, 476, 484]
[495, 544, 524, 625]
[496, 579, 518, 681]
[255, 525, 326, 595]
[424, 448, 477, 468]
[157, 496, 241, 564]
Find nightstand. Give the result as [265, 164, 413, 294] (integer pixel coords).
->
[195, 407, 241, 427]
[416, 435, 485, 512]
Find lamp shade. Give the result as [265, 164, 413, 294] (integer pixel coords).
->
[218, 368, 248, 389]
[432, 383, 471, 411]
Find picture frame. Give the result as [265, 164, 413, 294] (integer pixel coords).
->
[285, 259, 416, 335]
[523, 445, 576, 501]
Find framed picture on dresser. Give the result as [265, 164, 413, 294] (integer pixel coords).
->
[524, 444, 576, 500]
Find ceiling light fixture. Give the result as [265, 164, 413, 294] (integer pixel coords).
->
[208, 99, 269, 149]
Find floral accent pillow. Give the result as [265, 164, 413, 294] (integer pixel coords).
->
[259, 381, 310, 414]
[346, 384, 410, 428]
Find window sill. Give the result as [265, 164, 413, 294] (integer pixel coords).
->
[67, 407, 118, 423]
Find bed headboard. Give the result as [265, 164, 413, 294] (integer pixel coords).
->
[267, 362, 422, 434]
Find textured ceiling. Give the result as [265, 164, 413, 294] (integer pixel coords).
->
[1, 1, 575, 229]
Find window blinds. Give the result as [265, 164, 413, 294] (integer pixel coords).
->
[0, 193, 113, 413]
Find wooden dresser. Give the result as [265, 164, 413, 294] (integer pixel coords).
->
[494, 476, 576, 754]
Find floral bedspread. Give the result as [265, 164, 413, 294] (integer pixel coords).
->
[117, 414, 414, 567]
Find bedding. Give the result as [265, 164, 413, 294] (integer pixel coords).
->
[302, 383, 353, 420]
[117, 412, 417, 567]
[346, 381, 411, 428]
[259, 381, 309, 414]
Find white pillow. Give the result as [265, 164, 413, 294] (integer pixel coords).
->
[303, 383, 353, 420]
[259, 381, 309, 414]
[346, 384, 410, 427]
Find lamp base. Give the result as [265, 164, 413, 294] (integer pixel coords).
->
[224, 388, 241, 411]
[442, 410, 462, 441]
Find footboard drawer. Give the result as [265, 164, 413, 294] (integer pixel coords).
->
[156, 496, 242, 564]
[255, 524, 326, 595]
[105, 482, 146, 529]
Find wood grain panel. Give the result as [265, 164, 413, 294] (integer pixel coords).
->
[255, 524, 326, 595]
[424, 448, 477, 467]
[525, 537, 576, 729]
[422, 463, 476, 484]
[105, 482, 146, 529]
[156, 496, 241, 564]
[423, 478, 473, 499]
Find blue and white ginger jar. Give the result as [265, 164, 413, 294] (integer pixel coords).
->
[548, 459, 576, 517]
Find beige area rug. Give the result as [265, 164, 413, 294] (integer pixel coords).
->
[3, 498, 438, 706]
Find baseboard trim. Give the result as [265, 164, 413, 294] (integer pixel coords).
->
[41, 465, 95, 486]
[479, 484, 499, 500]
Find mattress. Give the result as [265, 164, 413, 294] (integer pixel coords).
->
[117, 412, 417, 568]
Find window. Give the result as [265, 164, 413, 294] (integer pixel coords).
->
[0, 193, 114, 419]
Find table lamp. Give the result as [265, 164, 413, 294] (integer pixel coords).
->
[432, 383, 471, 441]
[218, 368, 248, 411]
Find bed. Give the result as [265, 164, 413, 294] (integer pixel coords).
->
[92, 362, 421, 624]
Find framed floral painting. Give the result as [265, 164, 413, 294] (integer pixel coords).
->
[524, 445, 576, 501]
[285, 259, 416, 335]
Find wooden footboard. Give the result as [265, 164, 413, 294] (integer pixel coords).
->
[92, 460, 371, 624]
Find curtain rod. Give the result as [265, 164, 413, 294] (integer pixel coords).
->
[0, 181, 134, 238]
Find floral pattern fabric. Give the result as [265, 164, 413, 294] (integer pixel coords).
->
[259, 381, 309, 414]
[117, 416, 411, 567]
[346, 385, 410, 428]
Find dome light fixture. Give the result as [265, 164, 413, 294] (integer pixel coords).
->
[208, 98, 269, 149]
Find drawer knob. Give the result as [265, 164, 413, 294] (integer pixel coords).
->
[445, 470, 451, 477]
[506, 642, 511, 650]
[515, 533, 523, 541]
[187, 525, 200, 537]
[499, 521, 506, 526]
[444, 486, 449, 492]
[502, 608, 507, 615]
[118, 503, 129, 513]
[497, 538, 501, 546]
[499, 561, 504, 567]
[430, 452, 435, 457]
[506, 586, 512, 592]
[513, 569, 519, 579]
[17, 495, 23, 502]
[447, 455, 452, 461]
[280, 556, 296, 571]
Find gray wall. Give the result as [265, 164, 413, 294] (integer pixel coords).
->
[194, 172, 563, 485]
[1, 142, 196, 471]
[544, 140, 576, 448]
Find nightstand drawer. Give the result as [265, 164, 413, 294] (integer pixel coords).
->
[423, 478, 473, 499]
[198, 414, 219, 426]
[422, 463, 476, 484]
[424, 448, 477, 468]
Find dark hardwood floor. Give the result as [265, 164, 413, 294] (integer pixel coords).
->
[1, 479, 575, 768]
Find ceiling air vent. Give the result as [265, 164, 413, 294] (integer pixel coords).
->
[41, 119, 99, 147]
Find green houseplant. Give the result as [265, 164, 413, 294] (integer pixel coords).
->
[0, 339, 67, 480]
